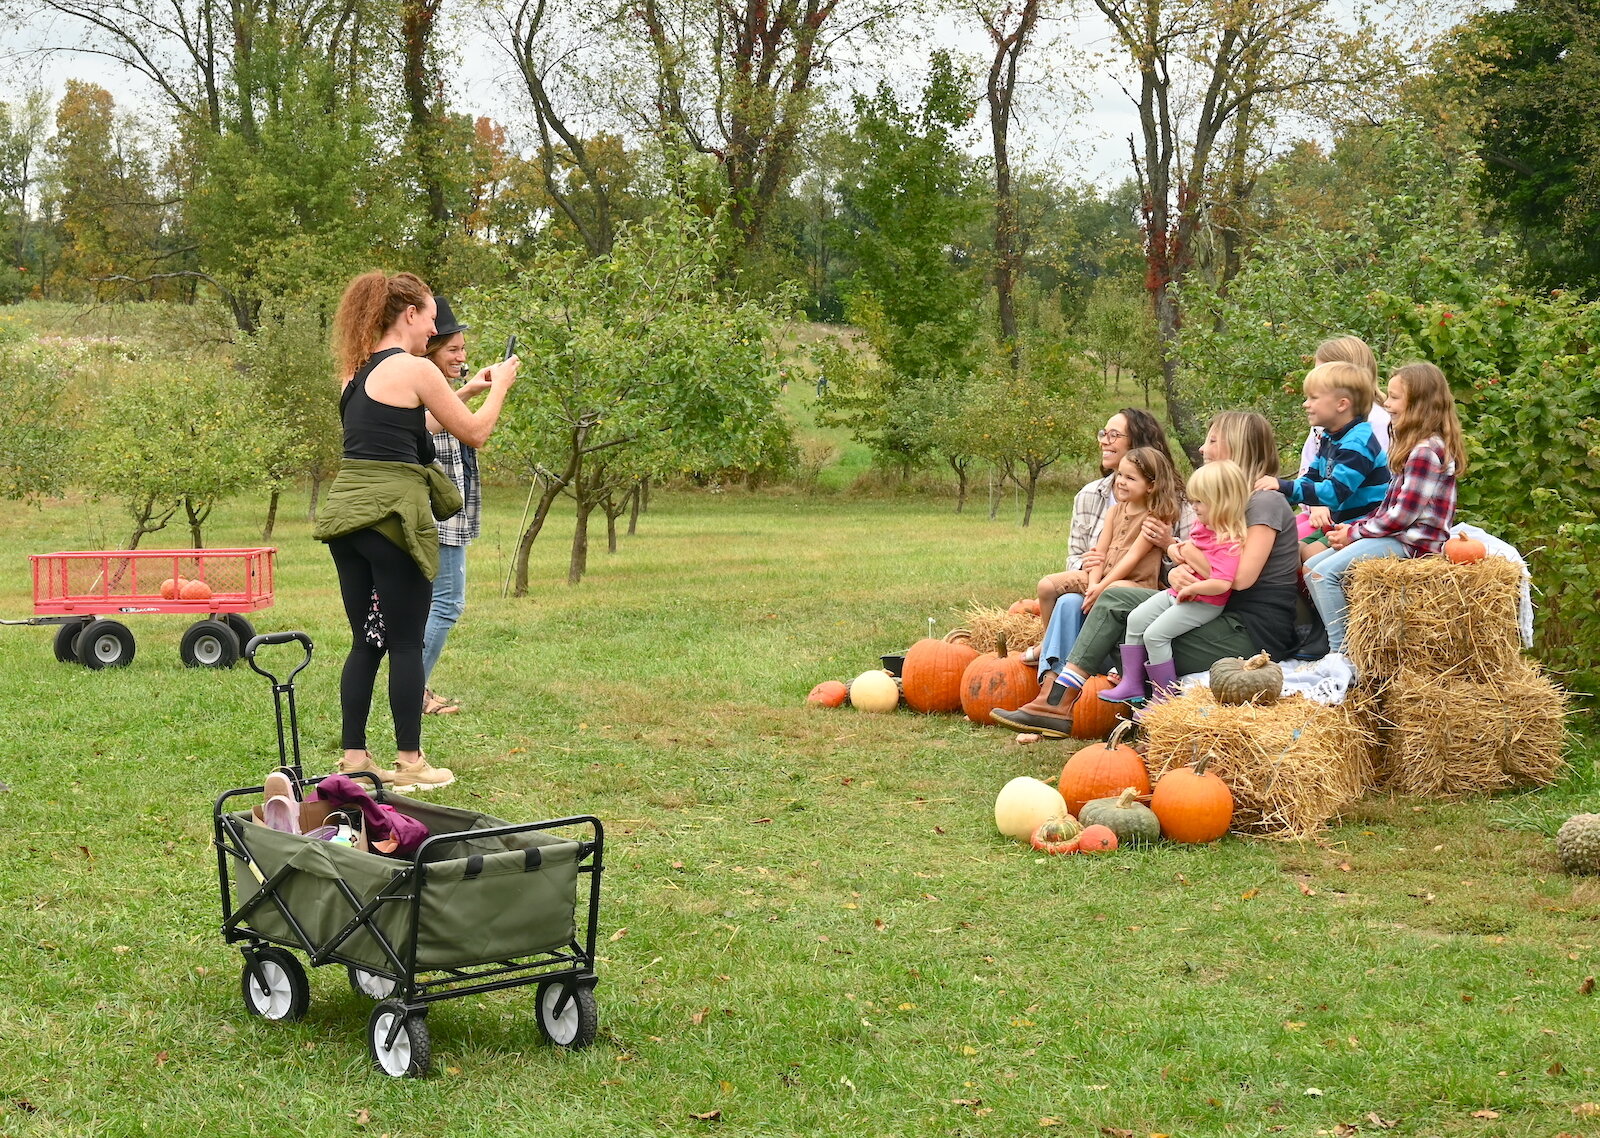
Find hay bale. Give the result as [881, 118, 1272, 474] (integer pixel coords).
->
[1344, 556, 1522, 681]
[1381, 662, 1569, 797]
[1139, 689, 1377, 841]
[960, 604, 1042, 654]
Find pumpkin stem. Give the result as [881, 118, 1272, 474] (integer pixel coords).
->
[1245, 652, 1272, 671]
[1107, 718, 1136, 749]
[1117, 787, 1139, 808]
[996, 631, 1009, 659]
[944, 628, 973, 644]
[1192, 748, 1216, 778]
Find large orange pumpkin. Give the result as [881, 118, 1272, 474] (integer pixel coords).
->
[1059, 721, 1150, 815]
[902, 632, 980, 714]
[960, 632, 1037, 725]
[1070, 674, 1124, 740]
[1150, 750, 1234, 843]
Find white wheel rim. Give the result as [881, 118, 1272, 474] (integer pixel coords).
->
[91, 635, 122, 663]
[193, 635, 224, 665]
[541, 986, 579, 1044]
[249, 961, 293, 1019]
[355, 969, 396, 998]
[373, 1012, 412, 1076]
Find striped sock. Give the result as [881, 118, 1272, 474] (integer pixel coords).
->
[1045, 671, 1084, 707]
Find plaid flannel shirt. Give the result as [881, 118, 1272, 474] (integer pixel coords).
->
[1348, 436, 1455, 555]
[431, 430, 480, 546]
[1067, 474, 1114, 570]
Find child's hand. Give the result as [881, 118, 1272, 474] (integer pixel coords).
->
[1175, 584, 1199, 601]
[1254, 474, 1280, 493]
[1082, 582, 1104, 613]
[1307, 506, 1333, 530]
[1327, 524, 1352, 549]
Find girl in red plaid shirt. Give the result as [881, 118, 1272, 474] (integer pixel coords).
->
[1305, 362, 1469, 662]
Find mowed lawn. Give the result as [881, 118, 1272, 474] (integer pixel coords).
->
[0, 487, 1597, 1138]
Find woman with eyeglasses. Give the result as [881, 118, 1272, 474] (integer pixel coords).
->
[1026, 409, 1188, 665]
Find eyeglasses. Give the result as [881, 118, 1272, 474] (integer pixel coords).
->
[1097, 429, 1127, 442]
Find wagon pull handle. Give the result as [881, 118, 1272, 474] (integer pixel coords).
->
[245, 632, 314, 778]
[245, 631, 314, 684]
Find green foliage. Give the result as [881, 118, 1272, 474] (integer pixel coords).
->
[233, 304, 332, 491]
[0, 330, 75, 501]
[78, 365, 293, 546]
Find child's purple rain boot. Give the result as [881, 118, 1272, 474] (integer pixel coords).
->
[1145, 657, 1181, 701]
[1099, 645, 1150, 703]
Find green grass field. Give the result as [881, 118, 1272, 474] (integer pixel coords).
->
[1, 484, 1597, 1138]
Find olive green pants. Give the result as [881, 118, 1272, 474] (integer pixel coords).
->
[1067, 587, 1256, 677]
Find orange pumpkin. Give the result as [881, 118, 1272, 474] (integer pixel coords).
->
[1070, 674, 1124, 740]
[1150, 750, 1234, 843]
[1059, 721, 1150, 816]
[960, 632, 1037, 725]
[160, 577, 183, 600]
[902, 632, 980, 714]
[1007, 598, 1041, 617]
[1444, 533, 1487, 564]
[180, 579, 213, 601]
[807, 680, 849, 708]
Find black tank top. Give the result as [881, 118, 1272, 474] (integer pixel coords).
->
[340, 348, 436, 464]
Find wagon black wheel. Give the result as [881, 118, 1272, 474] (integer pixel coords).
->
[222, 613, 256, 648]
[76, 619, 135, 670]
[347, 964, 398, 1000]
[180, 619, 240, 669]
[240, 947, 309, 1022]
[53, 620, 88, 664]
[535, 980, 598, 1049]
[368, 1000, 431, 1078]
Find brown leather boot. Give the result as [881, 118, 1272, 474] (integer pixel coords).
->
[991, 676, 1081, 738]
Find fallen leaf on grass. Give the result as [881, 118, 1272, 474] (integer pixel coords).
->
[691, 1008, 709, 1026]
[1573, 1102, 1600, 1118]
[1240, 888, 1259, 900]
[1337, 861, 1352, 872]
[1364, 1113, 1398, 1129]
[951, 1098, 982, 1107]
[154, 1051, 168, 1068]
[608, 927, 628, 942]
[1303, 1088, 1323, 1097]
[1099, 1128, 1133, 1138]
[11, 1098, 37, 1113]
[1331, 1124, 1358, 1137]
[1471, 1109, 1500, 1119]
[1039, 1117, 1062, 1127]
[1283, 1022, 1306, 1031]
[1548, 1062, 1566, 1075]
[689, 1110, 721, 1121]
[1297, 881, 1316, 896]
[720, 1081, 734, 1095]
[1579, 976, 1595, 996]
[351, 1109, 370, 1126]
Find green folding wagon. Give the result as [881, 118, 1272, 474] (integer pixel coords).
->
[212, 633, 605, 1077]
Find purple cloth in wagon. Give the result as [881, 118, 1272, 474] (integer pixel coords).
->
[311, 774, 430, 855]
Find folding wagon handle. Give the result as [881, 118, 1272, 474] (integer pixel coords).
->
[245, 631, 314, 685]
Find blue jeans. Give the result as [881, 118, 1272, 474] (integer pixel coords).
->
[1304, 537, 1408, 653]
[1035, 594, 1085, 679]
[422, 543, 467, 684]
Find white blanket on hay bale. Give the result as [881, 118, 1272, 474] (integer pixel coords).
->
[1176, 524, 1535, 706]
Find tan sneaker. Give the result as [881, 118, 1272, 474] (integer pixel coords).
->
[338, 750, 398, 787]
[393, 753, 454, 792]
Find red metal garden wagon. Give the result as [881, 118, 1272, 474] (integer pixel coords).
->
[2, 548, 275, 669]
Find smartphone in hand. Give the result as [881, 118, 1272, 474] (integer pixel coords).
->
[504, 334, 517, 360]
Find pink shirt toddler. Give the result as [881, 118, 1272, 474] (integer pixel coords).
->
[1167, 521, 1241, 607]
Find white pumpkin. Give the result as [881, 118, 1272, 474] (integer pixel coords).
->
[994, 776, 1068, 841]
[849, 669, 900, 713]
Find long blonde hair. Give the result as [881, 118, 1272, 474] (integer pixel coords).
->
[332, 270, 431, 378]
[1387, 362, 1468, 476]
[1186, 460, 1250, 546]
[1206, 411, 1279, 487]
[1120, 446, 1184, 524]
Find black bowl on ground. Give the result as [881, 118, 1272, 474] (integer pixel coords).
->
[880, 653, 906, 677]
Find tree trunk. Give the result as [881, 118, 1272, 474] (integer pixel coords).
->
[307, 475, 322, 523]
[640, 476, 651, 513]
[981, 0, 1041, 372]
[1021, 463, 1040, 527]
[183, 496, 210, 548]
[569, 494, 594, 585]
[401, 0, 447, 274]
[987, 470, 1001, 521]
[948, 454, 969, 513]
[262, 487, 280, 541]
[627, 482, 641, 535]
[514, 423, 590, 596]
[125, 495, 177, 550]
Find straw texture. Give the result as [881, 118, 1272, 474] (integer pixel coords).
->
[1139, 689, 1377, 841]
[960, 604, 1043, 654]
[1344, 556, 1522, 681]
[1380, 663, 1570, 797]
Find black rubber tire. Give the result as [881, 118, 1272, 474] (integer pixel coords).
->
[76, 619, 136, 670]
[368, 1000, 431, 1078]
[534, 980, 598, 1049]
[239, 947, 310, 1022]
[180, 619, 240, 669]
[53, 621, 88, 664]
[347, 964, 399, 1000]
[222, 613, 257, 648]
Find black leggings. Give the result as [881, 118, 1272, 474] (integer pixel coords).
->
[328, 529, 433, 753]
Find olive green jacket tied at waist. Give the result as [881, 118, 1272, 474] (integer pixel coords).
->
[313, 459, 464, 581]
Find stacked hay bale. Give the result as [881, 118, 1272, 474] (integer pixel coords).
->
[961, 603, 1043, 654]
[1139, 690, 1377, 840]
[1344, 556, 1569, 795]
